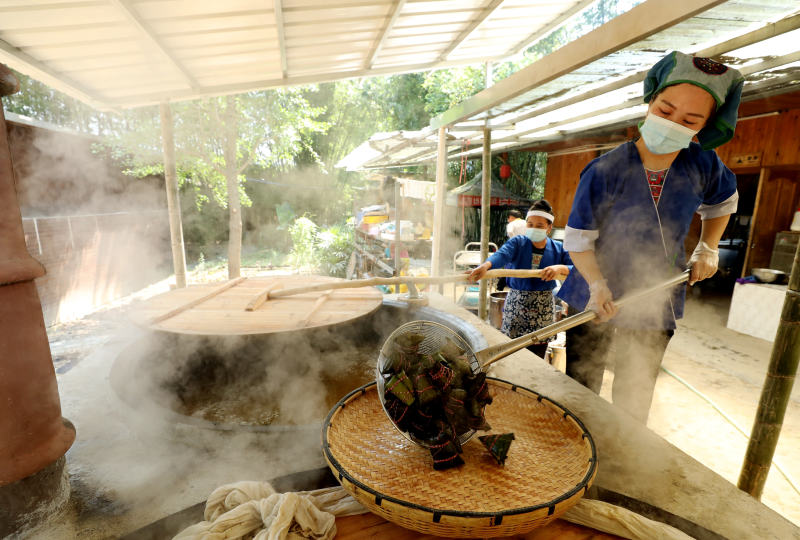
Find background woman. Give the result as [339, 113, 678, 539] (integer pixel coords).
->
[469, 199, 572, 358]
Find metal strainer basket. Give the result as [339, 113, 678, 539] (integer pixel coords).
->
[376, 320, 481, 447]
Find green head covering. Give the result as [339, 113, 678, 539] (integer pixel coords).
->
[643, 51, 744, 150]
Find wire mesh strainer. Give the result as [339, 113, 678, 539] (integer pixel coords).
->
[376, 320, 482, 447]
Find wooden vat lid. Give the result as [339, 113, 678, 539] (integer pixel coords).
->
[131, 275, 383, 335]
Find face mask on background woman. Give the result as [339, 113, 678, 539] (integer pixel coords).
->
[639, 113, 699, 154]
[525, 228, 548, 242]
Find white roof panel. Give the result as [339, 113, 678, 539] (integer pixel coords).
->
[337, 0, 800, 170]
[0, 0, 797, 166]
[0, 0, 611, 109]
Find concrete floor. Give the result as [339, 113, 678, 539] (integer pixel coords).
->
[17, 278, 800, 538]
[645, 291, 800, 526]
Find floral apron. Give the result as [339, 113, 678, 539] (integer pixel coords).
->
[500, 289, 555, 343]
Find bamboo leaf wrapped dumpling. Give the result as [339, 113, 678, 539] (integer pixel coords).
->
[381, 331, 497, 469]
[412, 372, 439, 405]
[439, 337, 465, 360]
[385, 370, 415, 406]
[384, 395, 411, 429]
[479, 433, 515, 466]
[428, 361, 454, 392]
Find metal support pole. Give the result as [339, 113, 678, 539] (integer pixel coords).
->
[394, 180, 401, 277]
[479, 127, 491, 320]
[738, 240, 800, 498]
[431, 127, 448, 290]
[159, 102, 187, 288]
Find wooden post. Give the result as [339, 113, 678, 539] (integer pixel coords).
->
[479, 127, 491, 320]
[224, 95, 242, 279]
[431, 127, 447, 286]
[738, 240, 800, 497]
[159, 102, 187, 288]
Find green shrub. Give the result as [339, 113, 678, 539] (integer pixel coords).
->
[288, 216, 319, 270]
[288, 216, 355, 276]
[317, 223, 355, 278]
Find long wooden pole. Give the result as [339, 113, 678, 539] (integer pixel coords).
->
[431, 127, 448, 288]
[738, 240, 800, 497]
[159, 102, 187, 288]
[479, 127, 491, 320]
[256, 269, 558, 304]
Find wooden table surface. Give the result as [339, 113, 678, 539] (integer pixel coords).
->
[335, 512, 624, 539]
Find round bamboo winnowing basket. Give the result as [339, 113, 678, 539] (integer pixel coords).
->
[322, 378, 597, 538]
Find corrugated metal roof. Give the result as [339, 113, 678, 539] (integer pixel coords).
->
[0, 0, 595, 110]
[338, 0, 800, 170]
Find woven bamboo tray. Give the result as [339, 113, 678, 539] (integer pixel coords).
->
[322, 378, 597, 538]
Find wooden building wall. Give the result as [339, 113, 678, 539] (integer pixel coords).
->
[715, 109, 800, 168]
[543, 150, 598, 228]
[713, 108, 800, 273]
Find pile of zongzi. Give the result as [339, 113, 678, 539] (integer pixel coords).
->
[381, 332, 513, 470]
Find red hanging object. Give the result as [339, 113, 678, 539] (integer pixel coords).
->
[499, 163, 511, 179]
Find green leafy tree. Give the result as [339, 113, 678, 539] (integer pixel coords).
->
[422, 66, 486, 117]
[110, 90, 328, 278]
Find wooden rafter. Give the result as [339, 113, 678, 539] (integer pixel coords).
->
[365, 0, 407, 70]
[274, 0, 288, 79]
[436, 0, 505, 63]
[108, 0, 199, 91]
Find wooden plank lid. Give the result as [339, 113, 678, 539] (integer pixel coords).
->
[130, 275, 383, 335]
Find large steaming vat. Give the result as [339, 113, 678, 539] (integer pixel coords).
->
[75, 289, 799, 540]
[112, 294, 487, 431]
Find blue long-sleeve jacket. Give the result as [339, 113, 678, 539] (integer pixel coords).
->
[556, 141, 737, 329]
[487, 236, 573, 291]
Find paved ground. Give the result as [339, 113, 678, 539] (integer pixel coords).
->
[43, 277, 800, 533]
[644, 291, 800, 526]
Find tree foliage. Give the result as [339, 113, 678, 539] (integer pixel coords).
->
[4, 0, 646, 271]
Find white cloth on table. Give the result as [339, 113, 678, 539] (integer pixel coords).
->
[175, 482, 694, 540]
[173, 482, 367, 540]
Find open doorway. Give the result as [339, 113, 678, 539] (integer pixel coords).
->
[689, 172, 760, 293]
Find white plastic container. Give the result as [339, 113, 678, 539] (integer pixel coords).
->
[791, 208, 800, 232]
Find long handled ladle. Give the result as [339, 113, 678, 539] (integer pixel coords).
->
[246, 269, 567, 310]
[474, 269, 690, 369]
[376, 270, 691, 446]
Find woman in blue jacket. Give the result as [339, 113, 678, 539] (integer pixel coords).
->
[469, 199, 572, 358]
[557, 52, 742, 423]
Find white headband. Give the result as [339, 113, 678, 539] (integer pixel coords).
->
[526, 210, 554, 222]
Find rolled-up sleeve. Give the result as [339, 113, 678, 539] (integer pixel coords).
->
[564, 159, 608, 252]
[564, 226, 599, 252]
[697, 191, 738, 220]
[697, 153, 738, 220]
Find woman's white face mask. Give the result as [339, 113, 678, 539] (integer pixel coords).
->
[639, 113, 699, 154]
[524, 228, 548, 243]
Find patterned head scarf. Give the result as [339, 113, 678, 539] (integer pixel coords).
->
[643, 51, 744, 150]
